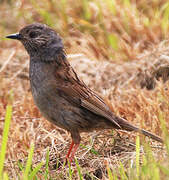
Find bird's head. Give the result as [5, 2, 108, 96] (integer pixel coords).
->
[6, 23, 64, 58]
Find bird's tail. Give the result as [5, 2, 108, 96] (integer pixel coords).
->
[115, 116, 163, 143]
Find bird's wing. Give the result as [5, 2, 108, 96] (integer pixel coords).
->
[81, 92, 121, 128]
[55, 62, 121, 128]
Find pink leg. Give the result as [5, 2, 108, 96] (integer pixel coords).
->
[66, 141, 74, 159]
[68, 143, 80, 163]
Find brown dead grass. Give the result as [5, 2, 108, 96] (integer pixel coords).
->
[0, 0, 169, 179]
[0, 40, 168, 179]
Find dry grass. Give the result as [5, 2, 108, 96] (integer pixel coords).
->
[0, 0, 169, 179]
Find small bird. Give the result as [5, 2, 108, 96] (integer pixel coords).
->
[6, 23, 163, 162]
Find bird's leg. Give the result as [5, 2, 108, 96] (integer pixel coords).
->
[66, 141, 74, 159]
[66, 132, 81, 163]
[61, 141, 75, 167]
[68, 143, 80, 163]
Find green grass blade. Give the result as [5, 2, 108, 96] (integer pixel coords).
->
[113, 170, 118, 180]
[44, 148, 49, 179]
[123, 0, 131, 7]
[107, 34, 119, 50]
[136, 136, 140, 178]
[161, 2, 169, 34]
[80, 144, 99, 155]
[107, 164, 113, 180]
[159, 111, 169, 155]
[119, 162, 128, 180]
[17, 160, 24, 171]
[68, 160, 72, 180]
[29, 161, 44, 179]
[75, 158, 83, 180]
[82, 0, 91, 20]
[0, 105, 12, 178]
[23, 144, 34, 180]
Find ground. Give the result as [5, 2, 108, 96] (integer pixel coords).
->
[0, 0, 169, 179]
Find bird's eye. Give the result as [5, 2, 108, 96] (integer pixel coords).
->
[29, 31, 38, 38]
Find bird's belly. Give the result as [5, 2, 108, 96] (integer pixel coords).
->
[31, 84, 69, 129]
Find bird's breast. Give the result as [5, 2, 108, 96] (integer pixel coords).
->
[29, 61, 62, 119]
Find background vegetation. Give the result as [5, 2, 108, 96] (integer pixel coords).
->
[0, 0, 169, 179]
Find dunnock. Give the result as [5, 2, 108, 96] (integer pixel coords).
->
[6, 23, 163, 162]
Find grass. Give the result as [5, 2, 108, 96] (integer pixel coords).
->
[0, 106, 44, 179]
[136, 136, 140, 178]
[0, 105, 169, 180]
[0, 105, 12, 179]
[0, 0, 169, 179]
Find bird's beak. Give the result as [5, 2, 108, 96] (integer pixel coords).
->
[6, 33, 22, 40]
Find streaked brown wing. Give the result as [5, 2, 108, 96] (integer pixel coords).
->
[80, 92, 121, 128]
[57, 64, 121, 128]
